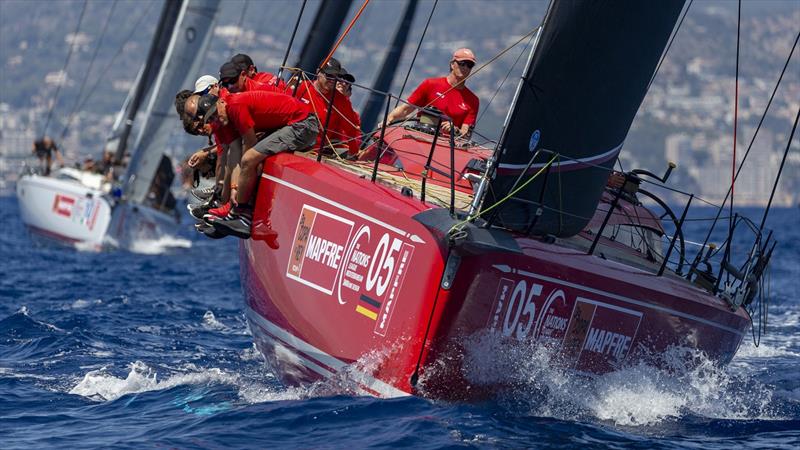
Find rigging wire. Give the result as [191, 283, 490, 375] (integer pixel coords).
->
[277, 0, 308, 82]
[475, 32, 535, 125]
[645, 0, 693, 93]
[759, 106, 800, 230]
[60, 0, 118, 140]
[394, 0, 437, 107]
[41, 0, 88, 138]
[694, 29, 799, 253]
[730, 0, 742, 253]
[230, 0, 250, 50]
[71, 1, 157, 118]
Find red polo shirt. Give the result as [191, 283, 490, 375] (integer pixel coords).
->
[220, 91, 310, 145]
[253, 72, 287, 91]
[407, 77, 479, 128]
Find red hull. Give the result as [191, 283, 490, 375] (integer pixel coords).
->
[240, 151, 749, 399]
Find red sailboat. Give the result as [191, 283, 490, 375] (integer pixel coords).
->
[239, 0, 781, 399]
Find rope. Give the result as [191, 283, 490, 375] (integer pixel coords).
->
[61, 0, 118, 140]
[448, 153, 558, 236]
[394, 0, 437, 106]
[42, 0, 88, 138]
[318, 0, 370, 71]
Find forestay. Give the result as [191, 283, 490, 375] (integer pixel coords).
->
[485, 0, 685, 237]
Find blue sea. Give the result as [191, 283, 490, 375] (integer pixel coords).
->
[1, 195, 798, 449]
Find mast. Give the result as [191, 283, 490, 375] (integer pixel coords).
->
[121, 0, 221, 206]
[359, 0, 419, 133]
[483, 0, 686, 237]
[113, 0, 183, 165]
[295, 0, 354, 74]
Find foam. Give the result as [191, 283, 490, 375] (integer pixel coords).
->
[128, 235, 192, 255]
[69, 361, 238, 402]
[455, 332, 782, 427]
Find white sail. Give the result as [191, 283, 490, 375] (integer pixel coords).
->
[123, 0, 220, 205]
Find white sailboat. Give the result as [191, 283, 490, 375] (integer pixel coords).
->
[16, 0, 220, 251]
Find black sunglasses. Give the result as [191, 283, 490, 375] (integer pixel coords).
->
[454, 60, 475, 69]
[220, 77, 238, 87]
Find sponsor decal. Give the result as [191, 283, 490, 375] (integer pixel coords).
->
[287, 204, 416, 336]
[529, 129, 540, 152]
[286, 205, 354, 295]
[52, 193, 100, 229]
[52, 194, 75, 218]
[489, 275, 643, 370]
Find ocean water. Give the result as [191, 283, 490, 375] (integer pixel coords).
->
[1, 195, 798, 449]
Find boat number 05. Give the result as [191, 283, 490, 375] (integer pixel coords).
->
[500, 280, 565, 341]
[365, 233, 403, 298]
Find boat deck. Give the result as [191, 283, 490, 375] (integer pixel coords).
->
[302, 151, 476, 211]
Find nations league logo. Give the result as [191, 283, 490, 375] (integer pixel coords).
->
[529, 129, 540, 152]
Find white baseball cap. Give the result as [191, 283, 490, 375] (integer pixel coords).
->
[194, 75, 219, 93]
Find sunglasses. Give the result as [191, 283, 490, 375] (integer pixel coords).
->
[454, 60, 475, 69]
[219, 77, 238, 87]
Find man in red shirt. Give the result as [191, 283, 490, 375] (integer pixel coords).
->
[385, 48, 480, 138]
[230, 53, 285, 88]
[295, 58, 362, 156]
[188, 90, 319, 241]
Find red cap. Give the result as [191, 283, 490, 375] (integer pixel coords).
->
[452, 48, 476, 63]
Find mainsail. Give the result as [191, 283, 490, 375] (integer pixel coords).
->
[484, 0, 685, 237]
[122, 0, 220, 206]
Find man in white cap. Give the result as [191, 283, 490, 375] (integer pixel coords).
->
[194, 74, 218, 95]
[385, 48, 479, 138]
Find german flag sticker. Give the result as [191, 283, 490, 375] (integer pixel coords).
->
[356, 294, 381, 320]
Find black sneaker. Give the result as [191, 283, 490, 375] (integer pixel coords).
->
[212, 208, 252, 239]
[187, 199, 217, 221]
[195, 221, 225, 239]
[191, 185, 216, 201]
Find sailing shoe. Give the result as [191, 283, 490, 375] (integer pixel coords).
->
[191, 185, 216, 201]
[212, 207, 253, 239]
[187, 199, 217, 221]
[194, 221, 225, 239]
[203, 202, 231, 220]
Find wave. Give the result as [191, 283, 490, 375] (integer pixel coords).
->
[446, 332, 784, 427]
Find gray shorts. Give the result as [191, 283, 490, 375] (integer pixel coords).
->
[253, 114, 319, 155]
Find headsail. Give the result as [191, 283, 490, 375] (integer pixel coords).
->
[122, 0, 220, 207]
[484, 0, 685, 237]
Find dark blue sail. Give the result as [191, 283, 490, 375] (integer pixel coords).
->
[484, 0, 685, 237]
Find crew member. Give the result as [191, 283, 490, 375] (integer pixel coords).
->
[385, 48, 479, 138]
[188, 90, 319, 243]
[32, 136, 63, 176]
[296, 58, 361, 156]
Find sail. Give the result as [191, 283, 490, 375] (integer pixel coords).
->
[295, 0, 354, 74]
[122, 0, 220, 206]
[484, 0, 685, 237]
[113, 0, 183, 164]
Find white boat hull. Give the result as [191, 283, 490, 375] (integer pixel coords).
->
[16, 173, 112, 250]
